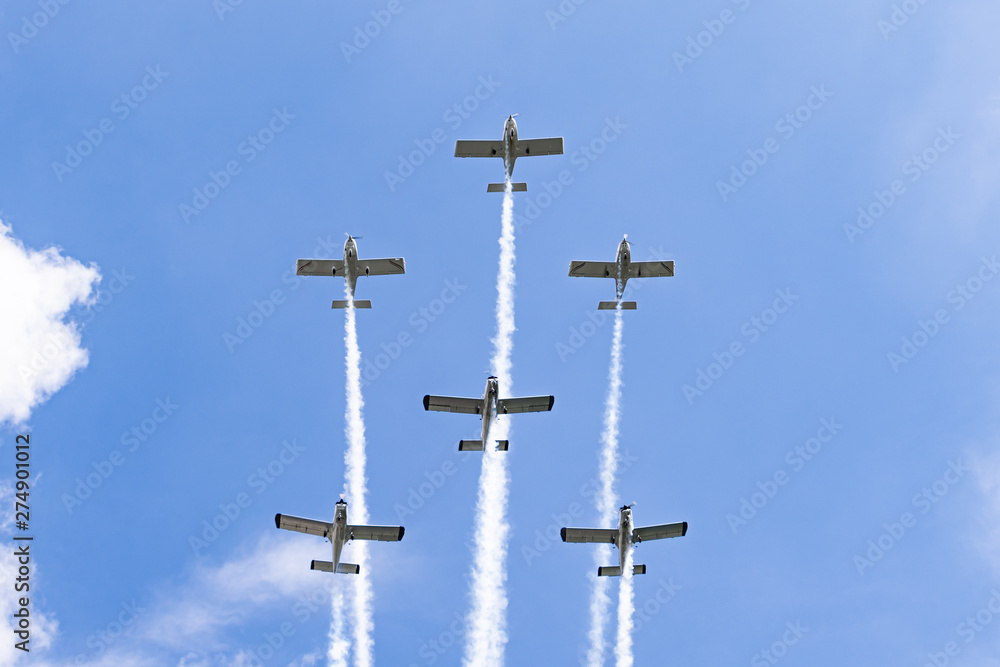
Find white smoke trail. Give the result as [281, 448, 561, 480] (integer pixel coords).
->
[615, 549, 635, 667]
[586, 305, 626, 666]
[327, 278, 375, 667]
[328, 584, 350, 667]
[463, 179, 516, 666]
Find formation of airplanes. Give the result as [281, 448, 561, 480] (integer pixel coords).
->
[275, 115, 685, 593]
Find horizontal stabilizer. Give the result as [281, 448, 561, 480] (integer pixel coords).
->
[338, 562, 361, 575]
[332, 300, 372, 309]
[598, 301, 637, 310]
[459, 440, 484, 451]
[597, 564, 646, 577]
[310, 560, 333, 573]
[495, 440, 509, 451]
[487, 182, 527, 192]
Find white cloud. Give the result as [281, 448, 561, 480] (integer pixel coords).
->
[0, 220, 100, 426]
[7, 531, 328, 666]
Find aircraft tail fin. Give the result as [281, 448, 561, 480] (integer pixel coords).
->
[598, 301, 637, 311]
[495, 440, 509, 451]
[459, 440, 484, 451]
[597, 564, 646, 576]
[310, 560, 333, 573]
[487, 182, 527, 193]
[337, 563, 361, 574]
[332, 300, 372, 309]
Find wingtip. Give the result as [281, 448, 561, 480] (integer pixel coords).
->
[548, 395, 555, 411]
[680, 521, 689, 536]
[560, 527, 567, 542]
[398, 526, 405, 541]
[274, 514, 282, 529]
[422, 395, 431, 410]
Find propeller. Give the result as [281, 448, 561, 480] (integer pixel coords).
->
[345, 233, 364, 241]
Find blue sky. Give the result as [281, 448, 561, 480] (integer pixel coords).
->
[2, 0, 1000, 665]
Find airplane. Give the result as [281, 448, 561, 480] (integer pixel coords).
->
[423, 375, 554, 451]
[454, 115, 564, 193]
[275, 499, 404, 574]
[568, 235, 674, 310]
[296, 235, 405, 309]
[561, 504, 687, 577]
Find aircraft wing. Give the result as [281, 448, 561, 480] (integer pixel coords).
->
[297, 259, 345, 276]
[561, 527, 618, 544]
[496, 396, 555, 414]
[359, 258, 406, 276]
[275, 513, 332, 538]
[423, 395, 485, 414]
[515, 137, 564, 157]
[347, 524, 405, 542]
[568, 261, 616, 279]
[455, 140, 505, 158]
[633, 521, 688, 543]
[628, 261, 675, 279]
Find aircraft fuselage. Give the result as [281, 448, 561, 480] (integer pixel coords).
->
[502, 116, 519, 179]
[614, 236, 632, 301]
[481, 376, 499, 443]
[617, 505, 635, 571]
[331, 500, 348, 571]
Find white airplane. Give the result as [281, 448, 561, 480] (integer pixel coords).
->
[423, 375, 554, 451]
[568, 235, 674, 310]
[454, 115, 564, 192]
[275, 499, 404, 574]
[296, 235, 405, 309]
[561, 504, 687, 577]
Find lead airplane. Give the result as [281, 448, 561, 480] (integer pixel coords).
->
[423, 375, 554, 451]
[296, 235, 405, 309]
[562, 505, 687, 576]
[568, 235, 675, 310]
[454, 115, 564, 192]
[275, 499, 404, 574]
